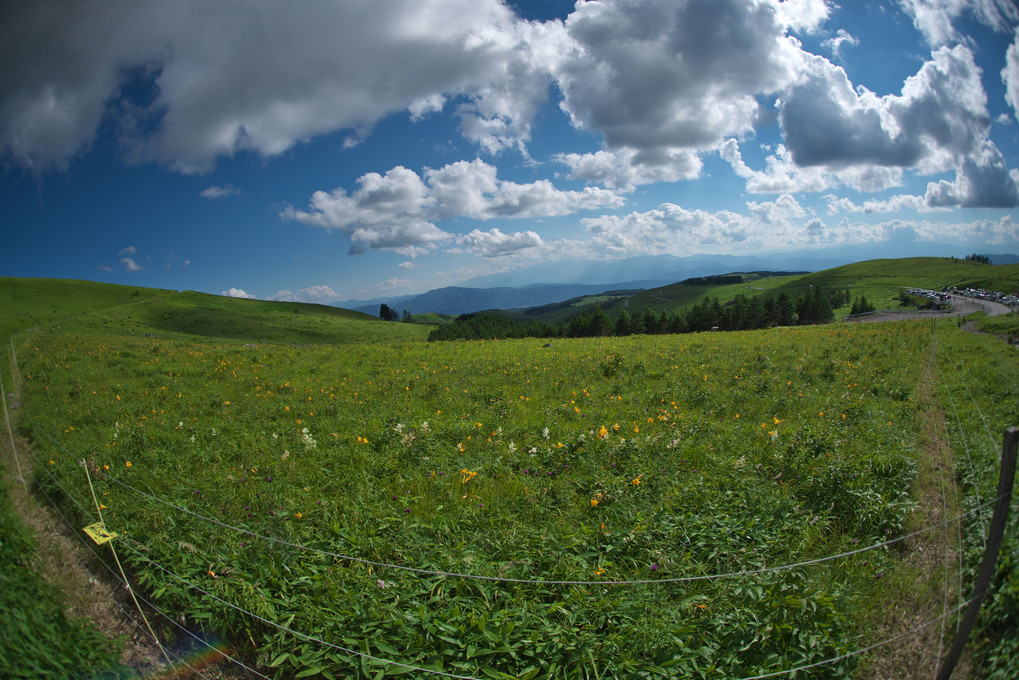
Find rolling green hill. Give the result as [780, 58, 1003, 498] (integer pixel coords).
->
[511, 258, 1019, 324]
[0, 277, 434, 346]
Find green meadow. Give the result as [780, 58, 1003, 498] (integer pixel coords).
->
[2, 263, 1018, 679]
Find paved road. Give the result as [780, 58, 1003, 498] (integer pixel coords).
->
[847, 294, 1013, 323]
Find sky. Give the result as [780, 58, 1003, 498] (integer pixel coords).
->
[2, 0, 1019, 304]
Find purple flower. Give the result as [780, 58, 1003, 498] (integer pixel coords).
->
[650, 564, 659, 571]
[404, 508, 411, 512]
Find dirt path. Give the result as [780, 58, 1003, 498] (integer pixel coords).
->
[860, 338, 968, 678]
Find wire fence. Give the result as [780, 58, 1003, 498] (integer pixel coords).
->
[2, 324, 1012, 680]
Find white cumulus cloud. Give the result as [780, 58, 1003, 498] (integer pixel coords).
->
[285, 158, 623, 256]
[222, 287, 256, 299]
[454, 228, 543, 257]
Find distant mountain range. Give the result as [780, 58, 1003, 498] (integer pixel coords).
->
[332, 249, 1019, 317]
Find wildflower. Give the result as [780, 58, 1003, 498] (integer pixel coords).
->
[542, 427, 550, 439]
[632, 476, 642, 486]
[126, 461, 132, 468]
[650, 564, 659, 572]
[593, 566, 606, 577]
[597, 425, 608, 440]
[102, 464, 109, 471]
[591, 498, 599, 507]
[295, 512, 303, 519]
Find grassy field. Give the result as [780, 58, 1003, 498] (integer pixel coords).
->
[2, 263, 1018, 679]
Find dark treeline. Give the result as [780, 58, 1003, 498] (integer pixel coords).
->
[428, 287, 855, 341]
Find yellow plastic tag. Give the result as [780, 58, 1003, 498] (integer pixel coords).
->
[83, 523, 117, 545]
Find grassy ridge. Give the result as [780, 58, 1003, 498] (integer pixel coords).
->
[0, 277, 434, 347]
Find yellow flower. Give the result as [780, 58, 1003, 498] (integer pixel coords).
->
[632, 476, 642, 486]
[591, 498, 599, 507]
[295, 512, 303, 519]
[597, 425, 608, 440]
[594, 566, 606, 577]
[125, 461, 132, 468]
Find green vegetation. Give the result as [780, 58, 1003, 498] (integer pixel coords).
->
[0, 465, 130, 678]
[974, 312, 1019, 343]
[431, 287, 843, 341]
[2, 260, 1018, 678]
[0, 277, 433, 347]
[14, 318, 934, 678]
[511, 259, 1019, 328]
[934, 324, 1019, 680]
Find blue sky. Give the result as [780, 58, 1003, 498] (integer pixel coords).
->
[2, 0, 1019, 303]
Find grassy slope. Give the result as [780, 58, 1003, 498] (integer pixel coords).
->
[0, 277, 434, 348]
[516, 258, 1019, 324]
[0, 277, 431, 677]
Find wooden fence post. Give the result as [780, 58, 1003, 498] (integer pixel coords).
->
[935, 426, 1018, 680]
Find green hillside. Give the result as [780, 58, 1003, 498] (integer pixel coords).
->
[0, 277, 434, 347]
[791, 257, 1019, 309]
[513, 258, 1019, 325]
